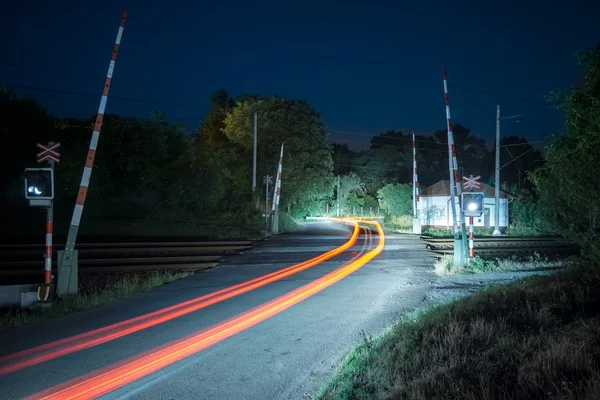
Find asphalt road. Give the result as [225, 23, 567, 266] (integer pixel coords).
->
[0, 221, 433, 400]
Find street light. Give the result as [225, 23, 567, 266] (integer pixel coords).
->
[494, 105, 524, 236]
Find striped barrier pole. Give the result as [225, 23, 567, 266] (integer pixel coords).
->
[443, 68, 467, 264]
[56, 11, 127, 296]
[442, 68, 463, 235]
[271, 143, 284, 233]
[469, 217, 474, 259]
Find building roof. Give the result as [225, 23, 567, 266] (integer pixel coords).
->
[420, 180, 515, 199]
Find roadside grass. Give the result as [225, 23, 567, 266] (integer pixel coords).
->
[317, 262, 600, 400]
[423, 227, 554, 238]
[434, 253, 569, 275]
[278, 211, 300, 233]
[383, 215, 413, 233]
[0, 271, 193, 329]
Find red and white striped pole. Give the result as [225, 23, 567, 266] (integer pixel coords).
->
[44, 212, 53, 284]
[271, 143, 284, 233]
[442, 68, 464, 235]
[57, 11, 127, 295]
[272, 143, 284, 213]
[469, 216, 474, 259]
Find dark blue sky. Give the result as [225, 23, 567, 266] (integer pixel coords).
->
[2, 0, 598, 150]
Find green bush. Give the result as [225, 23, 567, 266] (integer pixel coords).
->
[384, 214, 413, 232]
[278, 211, 299, 233]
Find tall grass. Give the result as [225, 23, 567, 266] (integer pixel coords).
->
[384, 215, 413, 233]
[317, 262, 600, 399]
[0, 271, 193, 329]
[434, 253, 569, 275]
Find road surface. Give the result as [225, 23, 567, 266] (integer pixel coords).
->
[0, 221, 433, 399]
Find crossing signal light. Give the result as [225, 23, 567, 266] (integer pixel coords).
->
[24, 168, 54, 200]
[462, 192, 484, 217]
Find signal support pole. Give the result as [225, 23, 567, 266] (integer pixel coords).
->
[44, 143, 56, 286]
[34, 141, 61, 301]
[469, 217, 474, 260]
[263, 175, 272, 230]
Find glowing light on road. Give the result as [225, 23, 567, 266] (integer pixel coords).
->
[26, 221, 384, 400]
[0, 224, 360, 376]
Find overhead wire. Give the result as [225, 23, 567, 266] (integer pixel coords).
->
[2, 84, 198, 107]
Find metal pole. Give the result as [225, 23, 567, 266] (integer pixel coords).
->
[469, 216, 474, 260]
[252, 112, 257, 192]
[493, 105, 501, 235]
[44, 142, 55, 285]
[57, 12, 127, 296]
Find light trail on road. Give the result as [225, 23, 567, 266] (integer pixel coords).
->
[0, 223, 360, 376]
[26, 221, 384, 400]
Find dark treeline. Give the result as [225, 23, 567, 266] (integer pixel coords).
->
[1, 46, 598, 245]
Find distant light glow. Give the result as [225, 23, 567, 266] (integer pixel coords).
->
[25, 220, 384, 400]
[468, 202, 477, 211]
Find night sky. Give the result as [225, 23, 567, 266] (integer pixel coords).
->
[2, 0, 598, 150]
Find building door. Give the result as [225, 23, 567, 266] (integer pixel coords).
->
[484, 208, 491, 229]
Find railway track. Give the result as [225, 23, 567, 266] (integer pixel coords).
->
[0, 241, 254, 281]
[421, 236, 580, 258]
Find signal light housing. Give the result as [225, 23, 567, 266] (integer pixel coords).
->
[24, 168, 54, 200]
[461, 192, 484, 217]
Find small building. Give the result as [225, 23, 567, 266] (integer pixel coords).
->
[418, 180, 515, 229]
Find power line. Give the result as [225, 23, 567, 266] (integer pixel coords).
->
[455, 86, 552, 107]
[46, 0, 124, 17]
[3, 83, 198, 107]
[0, 62, 96, 77]
[330, 129, 447, 146]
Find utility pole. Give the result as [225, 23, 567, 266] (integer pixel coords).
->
[252, 112, 257, 192]
[494, 106, 524, 236]
[494, 105, 501, 236]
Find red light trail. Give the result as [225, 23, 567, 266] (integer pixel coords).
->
[0, 222, 360, 375]
[25, 220, 384, 400]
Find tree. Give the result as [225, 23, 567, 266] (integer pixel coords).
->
[337, 172, 365, 213]
[197, 89, 234, 149]
[530, 47, 600, 242]
[433, 123, 488, 178]
[222, 96, 334, 212]
[355, 145, 408, 195]
[332, 143, 356, 176]
[377, 183, 412, 216]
